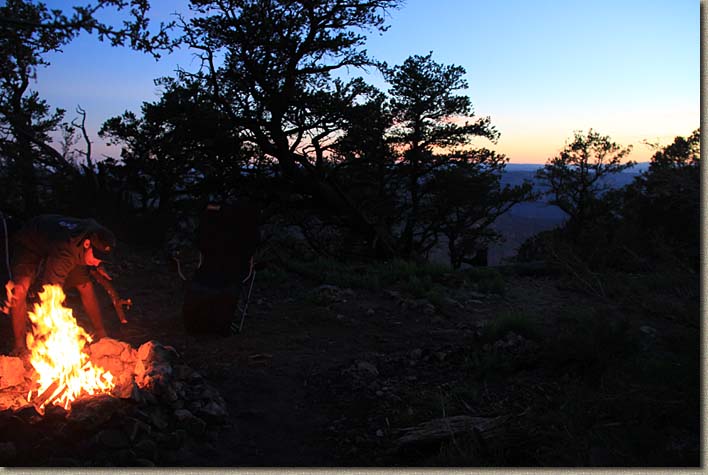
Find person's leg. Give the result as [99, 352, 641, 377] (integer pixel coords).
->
[9, 276, 30, 353]
[8, 243, 42, 354]
[75, 281, 107, 339]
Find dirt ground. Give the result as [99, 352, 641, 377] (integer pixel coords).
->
[103, 248, 490, 466]
[1, 245, 701, 467]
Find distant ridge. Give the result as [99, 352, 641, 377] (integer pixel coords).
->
[505, 162, 649, 173]
[504, 163, 543, 172]
[481, 161, 652, 265]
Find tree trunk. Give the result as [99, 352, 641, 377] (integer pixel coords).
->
[16, 135, 39, 216]
[267, 132, 398, 259]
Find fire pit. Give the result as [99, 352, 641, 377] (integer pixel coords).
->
[0, 285, 229, 467]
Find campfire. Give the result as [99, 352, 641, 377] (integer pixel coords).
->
[25, 285, 115, 412]
[0, 286, 229, 466]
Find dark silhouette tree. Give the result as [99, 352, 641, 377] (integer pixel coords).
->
[535, 129, 634, 237]
[99, 79, 259, 226]
[616, 129, 700, 269]
[331, 84, 398, 255]
[646, 128, 700, 171]
[521, 129, 699, 274]
[280, 79, 400, 258]
[0, 0, 173, 216]
[177, 0, 401, 256]
[385, 53, 534, 263]
[425, 150, 534, 269]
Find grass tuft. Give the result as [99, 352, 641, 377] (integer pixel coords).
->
[480, 310, 541, 343]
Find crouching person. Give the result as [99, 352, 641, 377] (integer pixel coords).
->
[6, 214, 116, 355]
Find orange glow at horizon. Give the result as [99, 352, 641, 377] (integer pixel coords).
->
[496, 133, 679, 165]
[486, 102, 698, 164]
[441, 115, 669, 164]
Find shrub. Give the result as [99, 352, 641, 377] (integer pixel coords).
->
[284, 255, 451, 293]
[477, 272, 506, 296]
[257, 265, 288, 285]
[373, 259, 450, 286]
[462, 267, 506, 295]
[481, 310, 541, 342]
[544, 307, 635, 382]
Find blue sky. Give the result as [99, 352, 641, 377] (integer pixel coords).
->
[35, 0, 699, 163]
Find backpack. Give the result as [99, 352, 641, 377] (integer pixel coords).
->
[182, 202, 260, 335]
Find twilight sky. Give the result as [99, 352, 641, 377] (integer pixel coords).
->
[36, 0, 699, 164]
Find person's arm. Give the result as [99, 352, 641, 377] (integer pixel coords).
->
[89, 267, 131, 324]
[75, 280, 107, 339]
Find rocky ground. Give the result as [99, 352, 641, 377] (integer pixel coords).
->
[0, 245, 701, 467]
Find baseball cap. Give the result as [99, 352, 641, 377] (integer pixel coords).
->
[89, 226, 116, 262]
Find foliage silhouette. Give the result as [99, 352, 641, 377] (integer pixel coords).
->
[385, 53, 535, 264]
[535, 129, 634, 238]
[175, 0, 403, 256]
[0, 0, 173, 217]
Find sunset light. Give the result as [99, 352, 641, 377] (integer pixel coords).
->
[0, 0, 698, 468]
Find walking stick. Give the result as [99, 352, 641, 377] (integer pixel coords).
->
[231, 258, 256, 334]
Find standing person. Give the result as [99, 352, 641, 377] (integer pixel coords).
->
[6, 214, 116, 355]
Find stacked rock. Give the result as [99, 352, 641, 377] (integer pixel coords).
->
[0, 339, 230, 467]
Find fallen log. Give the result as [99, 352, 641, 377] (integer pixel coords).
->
[395, 414, 510, 450]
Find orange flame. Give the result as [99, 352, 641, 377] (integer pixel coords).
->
[2, 280, 15, 314]
[26, 284, 114, 412]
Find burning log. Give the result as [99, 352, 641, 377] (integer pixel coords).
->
[89, 267, 131, 324]
[30, 380, 68, 413]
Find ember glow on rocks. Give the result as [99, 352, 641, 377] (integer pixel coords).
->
[25, 285, 114, 412]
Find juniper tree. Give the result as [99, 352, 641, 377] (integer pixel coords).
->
[386, 52, 534, 263]
[0, 0, 172, 215]
[177, 0, 402, 256]
[618, 129, 700, 269]
[536, 129, 634, 237]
